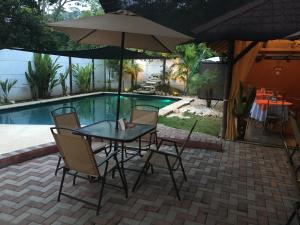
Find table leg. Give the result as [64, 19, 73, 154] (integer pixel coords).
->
[121, 142, 128, 192]
[139, 137, 142, 156]
[113, 140, 128, 194]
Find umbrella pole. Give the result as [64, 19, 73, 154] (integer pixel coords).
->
[116, 32, 125, 129]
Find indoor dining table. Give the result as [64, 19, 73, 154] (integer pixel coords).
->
[73, 120, 156, 189]
[250, 99, 293, 122]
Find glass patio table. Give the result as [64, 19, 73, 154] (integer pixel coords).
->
[74, 120, 156, 187]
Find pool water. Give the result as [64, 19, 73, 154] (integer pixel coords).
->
[0, 94, 178, 125]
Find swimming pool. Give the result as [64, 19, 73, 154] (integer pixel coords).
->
[0, 93, 178, 125]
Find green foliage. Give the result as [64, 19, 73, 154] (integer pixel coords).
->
[189, 68, 220, 95]
[105, 59, 120, 90]
[171, 43, 215, 95]
[59, 67, 69, 96]
[233, 82, 256, 118]
[0, 79, 17, 103]
[72, 64, 92, 93]
[123, 60, 143, 89]
[158, 113, 221, 137]
[0, 0, 66, 50]
[25, 53, 61, 99]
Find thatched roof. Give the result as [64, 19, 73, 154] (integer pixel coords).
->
[192, 0, 300, 42]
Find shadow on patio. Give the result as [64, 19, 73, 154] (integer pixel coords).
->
[0, 142, 299, 225]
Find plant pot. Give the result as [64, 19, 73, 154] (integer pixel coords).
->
[236, 117, 247, 140]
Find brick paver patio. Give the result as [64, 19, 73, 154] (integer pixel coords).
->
[0, 142, 299, 225]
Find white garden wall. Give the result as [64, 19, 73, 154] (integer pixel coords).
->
[0, 49, 184, 102]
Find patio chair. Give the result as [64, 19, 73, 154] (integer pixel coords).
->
[132, 120, 198, 200]
[51, 107, 107, 175]
[286, 201, 300, 225]
[264, 97, 286, 135]
[285, 112, 300, 175]
[125, 105, 159, 155]
[51, 127, 127, 215]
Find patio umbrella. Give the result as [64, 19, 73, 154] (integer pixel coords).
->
[286, 31, 300, 40]
[49, 10, 193, 128]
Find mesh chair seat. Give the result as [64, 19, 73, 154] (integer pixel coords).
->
[51, 127, 127, 215]
[133, 121, 198, 200]
[142, 150, 177, 169]
[94, 155, 116, 177]
[51, 107, 107, 175]
[91, 141, 107, 153]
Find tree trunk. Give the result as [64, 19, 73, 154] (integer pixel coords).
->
[131, 74, 134, 90]
[205, 89, 213, 108]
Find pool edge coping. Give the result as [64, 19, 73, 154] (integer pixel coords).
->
[0, 92, 182, 111]
[0, 136, 223, 169]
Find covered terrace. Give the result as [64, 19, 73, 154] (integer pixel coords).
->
[1, 0, 300, 224]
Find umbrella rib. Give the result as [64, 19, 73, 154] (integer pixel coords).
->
[76, 29, 97, 43]
[151, 35, 172, 53]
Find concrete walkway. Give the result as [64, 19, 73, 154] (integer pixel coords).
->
[0, 125, 53, 154]
[0, 123, 221, 156]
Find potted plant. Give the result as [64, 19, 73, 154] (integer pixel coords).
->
[233, 82, 256, 140]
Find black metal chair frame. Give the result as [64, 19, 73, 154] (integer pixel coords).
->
[264, 97, 286, 136]
[286, 201, 300, 225]
[51, 107, 79, 176]
[132, 120, 198, 200]
[284, 112, 300, 176]
[51, 107, 108, 175]
[51, 127, 128, 215]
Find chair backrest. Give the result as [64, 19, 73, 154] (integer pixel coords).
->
[130, 105, 159, 126]
[178, 120, 198, 156]
[130, 105, 159, 142]
[267, 97, 285, 118]
[51, 107, 81, 134]
[51, 127, 100, 177]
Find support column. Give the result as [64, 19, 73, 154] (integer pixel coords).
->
[221, 41, 234, 138]
[162, 58, 166, 85]
[92, 59, 95, 91]
[68, 57, 73, 95]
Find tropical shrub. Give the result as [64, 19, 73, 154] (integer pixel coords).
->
[25, 54, 61, 99]
[189, 68, 220, 107]
[105, 59, 119, 90]
[171, 43, 215, 95]
[59, 67, 69, 96]
[123, 60, 143, 89]
[72, 64, 92, 93]
[0, 79, 17, 103]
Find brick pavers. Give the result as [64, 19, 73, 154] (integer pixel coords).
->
[0, 142, 299, 225]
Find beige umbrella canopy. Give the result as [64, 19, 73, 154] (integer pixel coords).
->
[49, 10, 192, 52]
[49, 10, 193, 127]
[286, 31, 300, 40]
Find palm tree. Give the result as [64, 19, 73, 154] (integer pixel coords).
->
[171, 43, 214, 95]
[123, 60, 143, 89]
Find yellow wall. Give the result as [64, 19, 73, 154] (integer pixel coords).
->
[245, 59, 300, 98]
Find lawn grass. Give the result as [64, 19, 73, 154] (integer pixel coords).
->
[158, 113, 221, 137]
